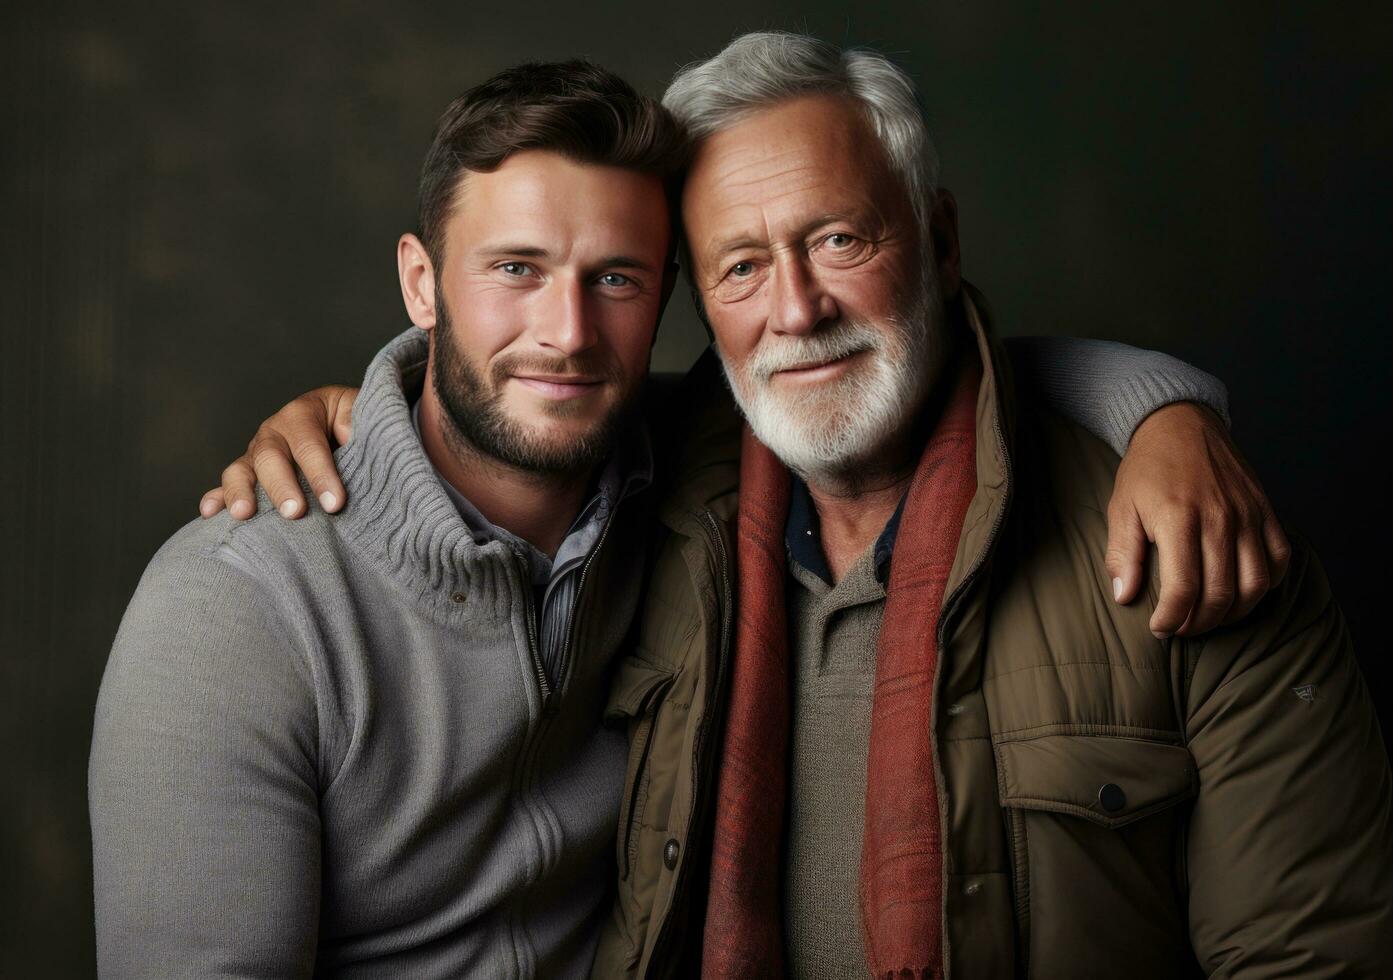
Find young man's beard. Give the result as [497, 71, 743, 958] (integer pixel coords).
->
[430, 297, 635, 475]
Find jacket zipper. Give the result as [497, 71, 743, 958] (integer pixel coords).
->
[932, 409, 1015, 980]
[934, 409, 1012, 651]
[645, 509, 734, 976]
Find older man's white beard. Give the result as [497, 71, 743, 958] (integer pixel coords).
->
[722, 275, 942, 483]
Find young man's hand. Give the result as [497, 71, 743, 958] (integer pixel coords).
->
[199, 385, 359, 521]
[1107, 403, 1290, 638]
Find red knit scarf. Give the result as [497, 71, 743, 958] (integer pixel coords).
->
[702, 360, 981, 980]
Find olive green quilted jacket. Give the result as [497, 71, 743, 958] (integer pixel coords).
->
[591, 286, 1393, 979]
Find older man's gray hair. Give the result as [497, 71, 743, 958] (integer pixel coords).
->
[663, 31, 940, 240]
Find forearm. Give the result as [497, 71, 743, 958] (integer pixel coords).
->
[1004, 336, 1230, 455]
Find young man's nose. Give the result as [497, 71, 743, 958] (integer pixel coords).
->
[532, 276, 597, 356]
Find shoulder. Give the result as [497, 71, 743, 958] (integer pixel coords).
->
[122, 509, 295, 640]
[991, 394, 1164, 654]
[101, 508, 324, 738]
[1007, 391, 1122, 534]
[1185, 532, 1348, 708]
[123, 500, 319, 628]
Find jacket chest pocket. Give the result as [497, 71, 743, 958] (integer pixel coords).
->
[994, 733, 1201, 980]
[606, 656, 678, 882]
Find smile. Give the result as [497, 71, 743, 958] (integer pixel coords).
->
[511, 374, 606, 400]
[770, 349, 868, 383]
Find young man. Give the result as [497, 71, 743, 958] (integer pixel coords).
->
[90, 62, 683, 978]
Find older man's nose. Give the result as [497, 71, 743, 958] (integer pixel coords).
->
[533, 276, 596, 355]
[769, 255, 838, 335]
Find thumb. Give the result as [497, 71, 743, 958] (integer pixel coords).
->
[330, 386, 358, 446]
[1105, 502, 1149, 605]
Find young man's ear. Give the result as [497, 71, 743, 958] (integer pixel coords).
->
[398, 233, 438, 330]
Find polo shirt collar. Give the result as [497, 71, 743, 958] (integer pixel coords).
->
[784, 474, 907, 587]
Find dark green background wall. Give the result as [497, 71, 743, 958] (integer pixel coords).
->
[3, 2, 1389, 974]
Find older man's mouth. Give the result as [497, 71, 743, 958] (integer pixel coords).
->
[769, 348, 869, 383]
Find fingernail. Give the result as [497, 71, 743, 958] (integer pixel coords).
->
[199, 499, 215, 517]
[280, 500, 298, 518]
[319, 492, 338, 511]
[1152, 629, 1171, 640]
[231, 500, 252, 519]
[1112, 577, 1124, 601]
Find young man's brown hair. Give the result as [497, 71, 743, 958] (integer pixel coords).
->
[418, 60, 688, 267]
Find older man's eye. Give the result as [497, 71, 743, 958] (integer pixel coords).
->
[821, 232, 868, 252]
[711, 259, 765, 304]
[813, 232, 874, 267]
[599, 273, 634, 288]
[500, 262, 533, 277]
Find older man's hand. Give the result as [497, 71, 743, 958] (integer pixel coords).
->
[199, 385, 359, 521]
[1107, 403, 1291, 637]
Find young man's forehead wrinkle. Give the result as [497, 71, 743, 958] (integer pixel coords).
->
[476, 244, 552, 258]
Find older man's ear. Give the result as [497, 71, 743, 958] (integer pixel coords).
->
[928, 189, 962, 300]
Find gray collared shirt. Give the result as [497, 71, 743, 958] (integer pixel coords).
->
[412, 399, 651, 686]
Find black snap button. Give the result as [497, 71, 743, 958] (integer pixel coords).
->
[1098, 783, 1126, 813]
[663, 838, 680, 869]
[450, 591, 467, 604]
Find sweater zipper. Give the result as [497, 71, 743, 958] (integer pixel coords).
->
[543, 501, 619, 714]
[523, 586, 549, 705]
[932, 409, 1014, 980]
[508, 507, 623, 969]
[510, 571, 549, 977]
[645, 509, 733, 976]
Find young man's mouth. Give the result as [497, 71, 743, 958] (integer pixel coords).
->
[511, 373, 607, 399]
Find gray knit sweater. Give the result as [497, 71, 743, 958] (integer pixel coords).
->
[88, 327, 1228, 978]
[89, 328, 647, 978]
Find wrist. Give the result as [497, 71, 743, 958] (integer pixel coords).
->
[1130, 401, 1219, 449]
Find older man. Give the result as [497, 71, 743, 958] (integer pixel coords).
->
[195, 35, 1391, 980]
[628, 33, 1391, 979]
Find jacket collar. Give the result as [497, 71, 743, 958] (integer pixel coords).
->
[945, 282, 1016, 604]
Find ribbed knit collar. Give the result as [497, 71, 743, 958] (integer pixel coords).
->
[332, 327, 650, 604]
